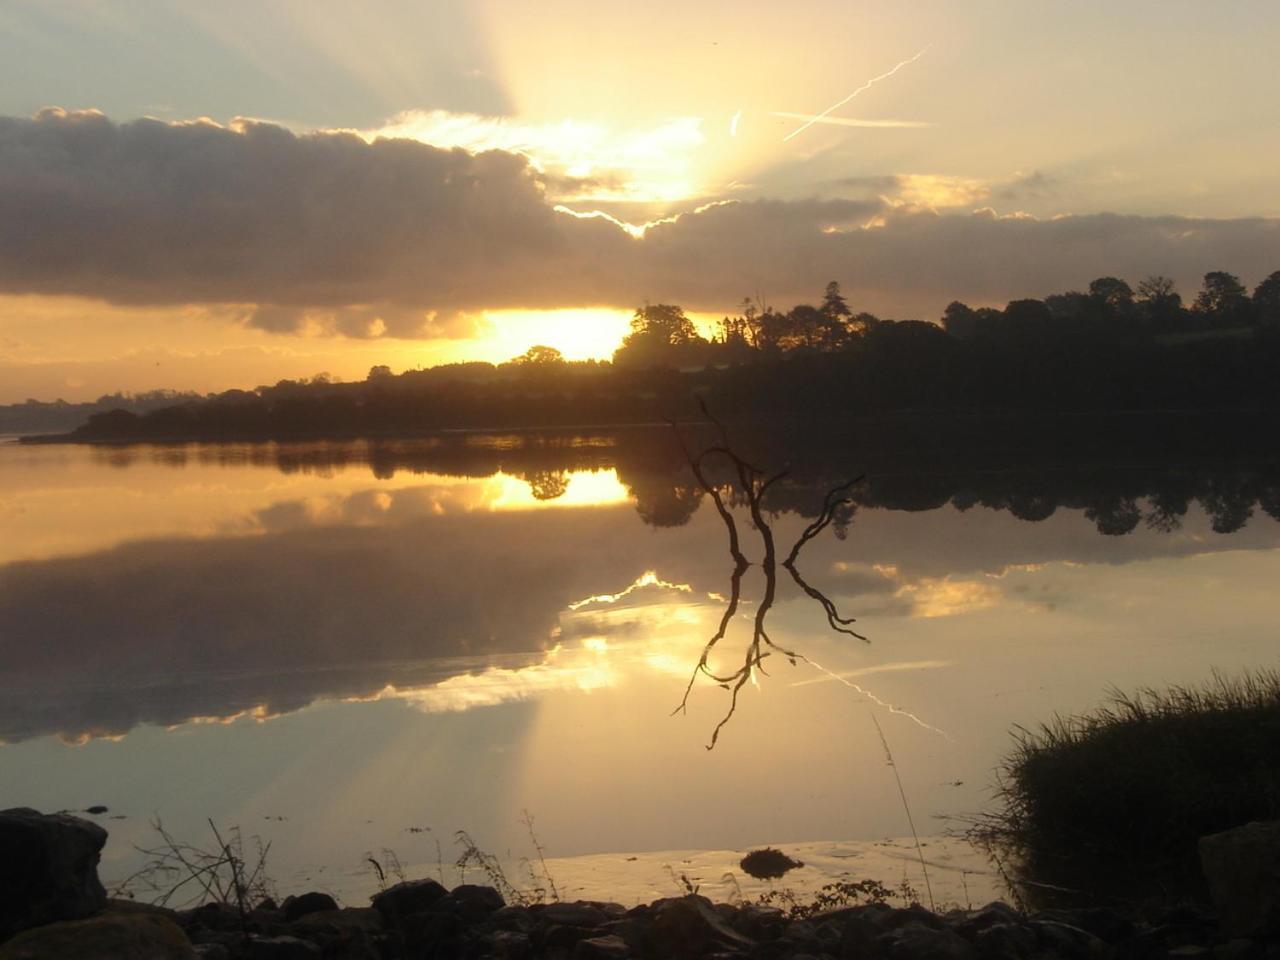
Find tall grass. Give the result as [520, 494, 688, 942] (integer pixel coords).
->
[971, 669, 1280, 908]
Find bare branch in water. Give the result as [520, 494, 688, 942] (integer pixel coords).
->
[669, 412, 870, 747]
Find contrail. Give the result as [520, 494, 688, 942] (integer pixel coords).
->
[729, 109, 743, 137]
[783, 45, 932, 142]
[771, 112, 932, 129]
[801, 655, 954, 741]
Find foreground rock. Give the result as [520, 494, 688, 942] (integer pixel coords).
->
[1200, 819, 1280, 938]
[0, 911, 195, 959]
[0, 807, 108, 941]
[3, 882, 1278, 959]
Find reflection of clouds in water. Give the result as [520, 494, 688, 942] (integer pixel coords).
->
[6, 462, 1279, 746]
[567, 570, 695, 611]
[897, 578, 1002, 619]
[335, 598, 718, 714]
[0, 507, 702, 744]
[828, 561, 998, 618]
[362, 654, 618, 713]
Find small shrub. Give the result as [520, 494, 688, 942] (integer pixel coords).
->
[751, 877, 900, 919]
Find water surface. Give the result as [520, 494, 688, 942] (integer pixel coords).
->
[2, 435, 1277, 902]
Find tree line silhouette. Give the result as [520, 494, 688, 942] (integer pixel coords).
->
[32, 267, 1280, 443]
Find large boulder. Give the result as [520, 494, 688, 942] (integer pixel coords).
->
[279, 892, 338, 923]
[1199, 820, 1280, 937]
[369, 878, 447, 921]
[0, 911, 195, 959]
[0, 807, 108, 941]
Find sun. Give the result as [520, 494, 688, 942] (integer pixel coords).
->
[478, 308, 634, 363]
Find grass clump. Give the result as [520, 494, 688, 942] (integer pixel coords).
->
[973, 669, 1280, 908]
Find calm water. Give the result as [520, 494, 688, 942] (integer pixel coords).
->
[2, 434, 1278, 902]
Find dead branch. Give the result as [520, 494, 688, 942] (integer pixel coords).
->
[670, 411, 870, 747]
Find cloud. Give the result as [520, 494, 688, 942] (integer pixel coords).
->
[2, 109, 1279, 327]
[365, 110, 705, 203]
[0, 109, 577, 332]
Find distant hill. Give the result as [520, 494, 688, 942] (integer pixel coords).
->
[1, 391, 201, 436]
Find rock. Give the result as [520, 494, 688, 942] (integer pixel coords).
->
[0, 807, 109, 940]
[280, 892, 338, 923]
[649, 895, 755, 959]
[0, 911, 195, 959]
[598, 918, 648, 954]
[182, 902, 242, 933]
[491, 905, 535, 931]
[776, 918, 825, 954]
[398, 910, 465, 954]
[573, 933, 632, 959]
[537, 923, 597, 953]
[289, 907, 381, 935]
[1200, 821, 1280, 937]
[1027, 919, 1114, 959]
[246, 934, 322, 959]
[108, 899, 183, 923]
[732, 904, 787, 941]
[490, 929, 533, 959]
[538, 901, 609, 927]
[972, 921, 1040, 960]
[192, 945, 231, 960]
[954, 901, 1024, 940]
[430, 883, 505, 922]
[1032, 908, 1132, 944]
[876, 921, 979, 960]
[369, 878, 447, 920]
[739, 847, 804, 880]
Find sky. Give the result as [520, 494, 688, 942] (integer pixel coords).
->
[2, 0, 1280, 402]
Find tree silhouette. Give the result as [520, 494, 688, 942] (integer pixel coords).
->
[1253, 271, 1280, 328]
[512, 345, 565, 366]
[614, 303, 708, 368]
[524, 470, 570, 501]
[821, 281, 852, 321]
[1136, 275, 1183, 326]
[1194, 271, 1251, 326]
[1089, 276, 1135, 312]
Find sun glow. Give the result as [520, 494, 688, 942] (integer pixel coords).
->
[365, 110, 705, 203]
[478, 308, 632, 363]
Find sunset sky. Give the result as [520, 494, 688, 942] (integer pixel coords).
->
[2, 0, 1279, 402]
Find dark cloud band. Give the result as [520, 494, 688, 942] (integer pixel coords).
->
[2, 109, 1279, 333]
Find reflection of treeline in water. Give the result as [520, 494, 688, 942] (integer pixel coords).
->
[44, 269, 1280, 442]
[90, 423, 1280, 537]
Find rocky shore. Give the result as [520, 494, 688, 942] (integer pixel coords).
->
[3, 808, 1278, 959]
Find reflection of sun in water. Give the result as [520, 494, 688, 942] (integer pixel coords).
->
[487, 470, 630, 511]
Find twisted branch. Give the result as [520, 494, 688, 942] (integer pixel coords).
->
[670, 411, 870, 747]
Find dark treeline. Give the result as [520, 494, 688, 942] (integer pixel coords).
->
[87, 424, 1280, 538]
[43, 267, 1280, 443]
